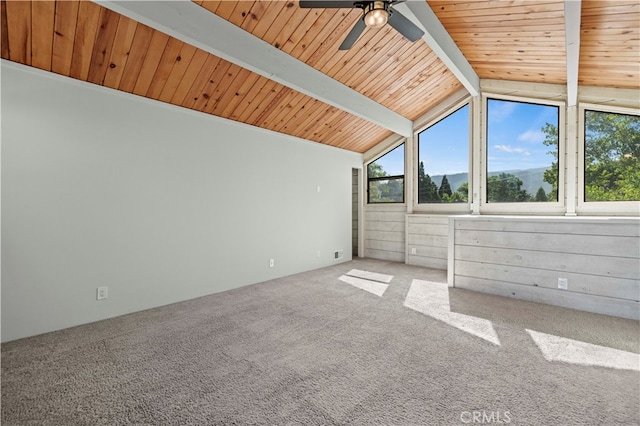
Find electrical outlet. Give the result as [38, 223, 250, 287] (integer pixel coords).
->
[97, 286, 108, 300]
[334, 250, 344, 260]
[411, 247, 417, 255]
[269, 259, 275, 268]
[558, 278, 568, 290]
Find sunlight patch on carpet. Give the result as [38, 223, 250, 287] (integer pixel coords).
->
[527, 329, 640, 371]
[345, 269, 394, 283]
[339, 275, 389, 297]
[404, 280, 500, 346]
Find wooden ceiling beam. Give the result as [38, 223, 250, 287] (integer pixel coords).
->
[395, 1, 480, 97]
[92, 0, 413, 137]
[565, 0, 582, 107]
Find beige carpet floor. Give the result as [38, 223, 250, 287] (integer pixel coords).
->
[2, 258, 639, 425]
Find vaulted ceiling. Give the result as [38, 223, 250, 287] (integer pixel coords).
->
[2, 1, 638, 153]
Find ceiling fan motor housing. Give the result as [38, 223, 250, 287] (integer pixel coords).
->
[364, 1, 390, 28]
[298, 0, 423, 50]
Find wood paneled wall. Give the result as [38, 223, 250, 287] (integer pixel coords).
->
[449, 216, 640, 320]
[363, 204, 405, 262]
[406, 215, 449, 270]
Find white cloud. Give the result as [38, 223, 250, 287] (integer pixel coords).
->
[488, 101, 517, 123]
[494, 145, 530, 156]
[518, 129, 545, 144]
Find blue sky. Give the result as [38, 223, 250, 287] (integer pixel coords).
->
[486, 99, 558, 172]
[418, 105, 469, 176]
[373, 144, 405, 176]
[375, 100, 558, 177]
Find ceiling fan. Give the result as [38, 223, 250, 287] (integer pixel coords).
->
[299, 1, 425, 50]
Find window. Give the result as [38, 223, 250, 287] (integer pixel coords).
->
[417, 104, 469, 204]
[584, 109, 640, 202]
[367, 144, 404, 203]
[486, 98, 560, 203]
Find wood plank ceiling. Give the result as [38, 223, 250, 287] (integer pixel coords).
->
[430, 0, 639, 89]
[2, 1, 639, 153]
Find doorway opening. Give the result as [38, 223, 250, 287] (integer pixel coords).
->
[352, 168, 359, 257]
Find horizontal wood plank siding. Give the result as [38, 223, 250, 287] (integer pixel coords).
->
[451, 216, 640, 320]
[454, 261, 638, 300]
[364, 204, 405, 262]
[406, 215, 449, 270]
[454, 276, 640, 321]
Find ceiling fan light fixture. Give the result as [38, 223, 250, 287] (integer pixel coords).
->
[364, 1, 389, 29]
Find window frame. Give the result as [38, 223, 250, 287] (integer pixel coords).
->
[366, 142, 406, 205]
[577, 102, 640, 216]
[413, 98, 473, 213]
[481, 93, 566, 215]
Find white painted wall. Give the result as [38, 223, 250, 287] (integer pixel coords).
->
[1, 61, 362, 342]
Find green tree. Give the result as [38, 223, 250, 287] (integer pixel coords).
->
[488, 173, 529, 202]
[368, 162, 404, 202]
[541, 111, 640, 202]
[368, 162, 386, 178]
[438, 174, 452, 198]
[379, 178, 404, 202]
[417, 161, 440, 203]
[439, 181, 468, 203]
[455, 182, 469, 202]
[584, 111, 640, 201]
[367, 162, 386, 201]
[534, 187, 548, 202]
[541, 122, 559, 201]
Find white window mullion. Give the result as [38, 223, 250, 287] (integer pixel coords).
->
[471, 95, 482, 214]
[405, 135, 414, 214]
[565, 105, 579, 216]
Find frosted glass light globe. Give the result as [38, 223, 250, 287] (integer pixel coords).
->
[364, 2, 388, 29]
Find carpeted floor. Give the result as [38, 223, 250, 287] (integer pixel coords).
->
[2, 258, 639, 425]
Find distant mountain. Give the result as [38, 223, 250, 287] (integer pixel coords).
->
[431, 167, 552, 196]
[430, 172, 469, 194]
[494, 167, 552, 195]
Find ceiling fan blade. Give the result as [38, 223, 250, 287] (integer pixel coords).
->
[387, 10, 424, 42]
[299, 1, 355, 8]
[339, 18, 366, 50]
